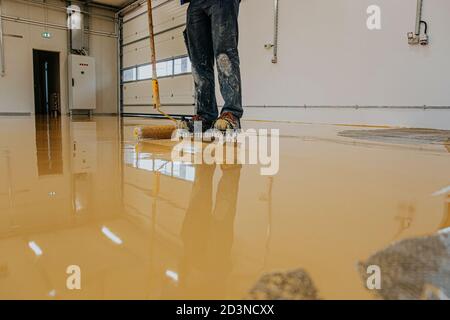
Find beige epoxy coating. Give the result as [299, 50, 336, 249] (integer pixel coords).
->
[0, 116, 449, 300]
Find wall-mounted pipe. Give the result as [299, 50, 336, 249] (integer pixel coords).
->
[271, 0, 279, 64]
[415, 0, 423, 36]
[15, 0, 118, 22]
[408, 0, 428, 45]
[115, 11, 122, 114]
[0, 0, 5, 76]
[1, 14, 117, 37]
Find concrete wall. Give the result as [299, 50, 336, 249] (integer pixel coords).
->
[121, 0, 450, 129]
[0, 0, 118, 114]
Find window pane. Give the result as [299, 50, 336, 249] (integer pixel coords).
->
[137, 61, 174, 79]
[122, 68, 136, 82]
[174, 57, 191, 75]
[137, 64, 152, 80]
[156, 60, 173, 77]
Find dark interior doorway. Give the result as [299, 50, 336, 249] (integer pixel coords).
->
[33, 50, 60, 115]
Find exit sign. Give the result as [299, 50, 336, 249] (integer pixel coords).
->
[42, 31, 51, 39]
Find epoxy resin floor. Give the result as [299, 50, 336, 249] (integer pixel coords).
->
[0, 115, 449, 300]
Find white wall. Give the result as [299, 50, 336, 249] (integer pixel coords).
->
[239, 0, 450, 108]
[89, 11, 119, 114]
[121, 0, 450, 129]
[0, 0, 118, 114]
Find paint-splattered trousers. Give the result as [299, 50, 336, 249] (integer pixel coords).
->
[184, 0, 243, 121]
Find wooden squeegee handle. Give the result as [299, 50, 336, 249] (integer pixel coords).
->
[146, 0, 178, 124]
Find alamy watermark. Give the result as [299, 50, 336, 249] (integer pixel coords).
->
[66, 265, 81, 290]
[170, 126, 280, 176]
[367, 5, 381, 30]
[366, 265, 381, 290]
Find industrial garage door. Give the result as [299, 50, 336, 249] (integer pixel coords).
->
[120, 0, 195, 116]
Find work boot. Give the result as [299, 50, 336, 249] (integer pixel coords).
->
[214, 112, 241, 131]
[178, 115, 214, 133]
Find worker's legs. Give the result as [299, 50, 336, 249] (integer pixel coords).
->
[184, 1, 218, 122]
[209, 0, 243, 119]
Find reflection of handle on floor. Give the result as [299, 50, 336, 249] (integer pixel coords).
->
[151, 171, 160, 244]
[149, 169, 161, 296]
[262, 177, 274, 271]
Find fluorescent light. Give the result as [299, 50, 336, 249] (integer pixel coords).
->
[101, 226, 123, 245]
[165, 270, 179, 282]
[28, 241, 43, 256]
[75, 199, 83, 212]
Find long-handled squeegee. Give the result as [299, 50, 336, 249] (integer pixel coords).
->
[134, 0, 178, 140]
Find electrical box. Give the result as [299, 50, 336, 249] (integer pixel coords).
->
[68, 54, 96, 111]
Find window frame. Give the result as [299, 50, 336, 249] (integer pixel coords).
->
[121, 55, 191, 84]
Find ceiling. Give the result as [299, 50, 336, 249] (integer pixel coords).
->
[92, 0, 132, 9]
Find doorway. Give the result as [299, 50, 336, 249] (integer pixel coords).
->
[33, 49, 60, 115]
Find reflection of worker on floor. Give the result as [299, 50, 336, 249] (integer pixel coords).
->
[179, 163, 241, 298]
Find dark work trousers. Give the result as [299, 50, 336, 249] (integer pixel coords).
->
[184, 0, 243, 122]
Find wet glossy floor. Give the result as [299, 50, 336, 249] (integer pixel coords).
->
[0, 115, 449, 300]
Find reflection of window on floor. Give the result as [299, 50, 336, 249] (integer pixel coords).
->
[125, 149, 195, 182]
[172, 162, 195, 182]
[137, 159, 153, 172]
[154, 159, 172, 176]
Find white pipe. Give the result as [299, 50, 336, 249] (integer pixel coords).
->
[117, 0, 174, 16]
[415, 0, 423, 35]
[272, 0, 279, 64]
[1, 14, 117, 37]
[116, 11, 121, 114]
[13, 0, 118, 22]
